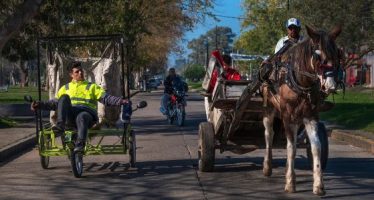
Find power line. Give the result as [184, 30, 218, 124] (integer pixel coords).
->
[210, 13, 246, 20]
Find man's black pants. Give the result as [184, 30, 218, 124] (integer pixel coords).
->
[57, 95, 96, 142]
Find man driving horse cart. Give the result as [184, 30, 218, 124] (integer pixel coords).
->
[199, 22, 342, 196]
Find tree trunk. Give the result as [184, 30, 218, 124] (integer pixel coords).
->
[0, 0, 44, 51]
[10, 65, 17, 86]
[19, 60, 29, 87]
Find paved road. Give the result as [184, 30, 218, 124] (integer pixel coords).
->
[0, 91, 373, 200]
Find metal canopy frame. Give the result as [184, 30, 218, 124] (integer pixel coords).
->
[36, 34, 129, 133]
[37, 34, 129, 100]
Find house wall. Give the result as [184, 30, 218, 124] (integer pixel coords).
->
[344, 53, 374, 87]
[364, 53, 374, 87]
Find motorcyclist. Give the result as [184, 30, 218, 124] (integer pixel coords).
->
[31, 61, 130, 152]
[160, 68, 187, 116]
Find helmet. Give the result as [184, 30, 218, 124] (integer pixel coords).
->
[286, 18, 301, 28]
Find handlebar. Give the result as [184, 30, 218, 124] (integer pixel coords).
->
[121, 100, 147, 122]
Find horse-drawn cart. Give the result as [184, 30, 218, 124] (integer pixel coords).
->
[198, 51, 328, 172]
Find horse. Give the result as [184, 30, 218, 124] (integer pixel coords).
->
[261, 25, 341, 196]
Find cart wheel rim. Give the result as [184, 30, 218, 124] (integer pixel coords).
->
[39, 132, 51, 169]
[74, 153, 83, 175]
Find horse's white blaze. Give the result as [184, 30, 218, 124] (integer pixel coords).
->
[325, 77, 336, 91]
[318, 74, 336, 94]
[303, 119, 324, 190]
[285, 124, 298, 186]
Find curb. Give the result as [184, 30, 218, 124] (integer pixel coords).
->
[0, 91, 141, 163]
[331, 129, 374, 154]
[130, 90, 140, 97]
[0, 134, 36, 162]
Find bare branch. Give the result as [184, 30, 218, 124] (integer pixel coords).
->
[344, 48, 374, 69]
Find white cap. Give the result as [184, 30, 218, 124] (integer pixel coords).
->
[286, 18, 301, 28]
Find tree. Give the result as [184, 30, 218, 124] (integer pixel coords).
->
[187, 26, 236, 65]
[234, 0, 288, 55]
[236, 0, 374, 64]
[1, 0, 215, 88]
[0, 0, 44, 51]
[291, 0, 374, 67]
[183, 64, 205, 81]
[120, 0, 214, 92]
[1, 32, 36, 87]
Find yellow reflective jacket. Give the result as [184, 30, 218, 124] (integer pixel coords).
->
[56, 80, 105, 110]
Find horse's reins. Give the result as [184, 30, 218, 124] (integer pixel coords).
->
[286, 63, 320, 96]
[283, 43, 325, 103]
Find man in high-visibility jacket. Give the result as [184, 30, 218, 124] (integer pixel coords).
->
[31, 61, 129, 152]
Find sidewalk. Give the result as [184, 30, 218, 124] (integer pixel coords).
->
[0, 90, 140, 163]
[0, 120, 36, 162]
[330, 129, 374, 154]
[323, 121, 374, 154]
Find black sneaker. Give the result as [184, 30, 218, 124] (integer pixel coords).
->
[51, 125, 65, 137]
[74, 140, 85, 152]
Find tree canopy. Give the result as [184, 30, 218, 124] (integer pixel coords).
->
[236, 0, 374, 63]
[183, 63, 205, 81]
[187, 26, 236, 66]
[0, 0, 214, 86]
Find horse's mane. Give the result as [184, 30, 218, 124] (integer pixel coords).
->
[282, 39, 314, 84]
[318, 30, 340, 66]
[283, 30, 339, 81]
[285, 39, 313, 71]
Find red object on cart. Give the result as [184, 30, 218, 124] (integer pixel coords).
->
[207, 50, 241, 93]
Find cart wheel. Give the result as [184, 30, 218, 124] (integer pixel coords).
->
[129, 130, 136, 168]
[39, 132, 51, 169]
[306, 122, 328, 171]
[198, 122, 215, 172]
[177, 107, 185, 127]
[71, 150, 83, 178]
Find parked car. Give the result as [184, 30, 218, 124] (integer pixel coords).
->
[147, 79, 158, 90]
[155, 78, 162, 86]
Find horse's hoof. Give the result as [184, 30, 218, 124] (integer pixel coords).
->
[313, 187, 326, 196]
[263, 161, 272, 176]
[263, 167, 272, 177]
[284, 184, 296, 193]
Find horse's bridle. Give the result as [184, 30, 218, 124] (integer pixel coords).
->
[283, 44, 325, 103]
[311, 44, 337, 80]
[285, 62, 320, 98]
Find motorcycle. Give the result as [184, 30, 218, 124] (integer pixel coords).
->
[167, 85, 187, 126]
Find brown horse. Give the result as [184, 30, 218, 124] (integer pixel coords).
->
[262, 25, 341, 196]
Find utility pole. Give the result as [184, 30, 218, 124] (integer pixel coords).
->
[0, 57, 2, 85]
[205, 40, 209, 67]
[215, 25, 218, 50]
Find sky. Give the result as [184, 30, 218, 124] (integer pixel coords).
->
[168, 0, 245, 66]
